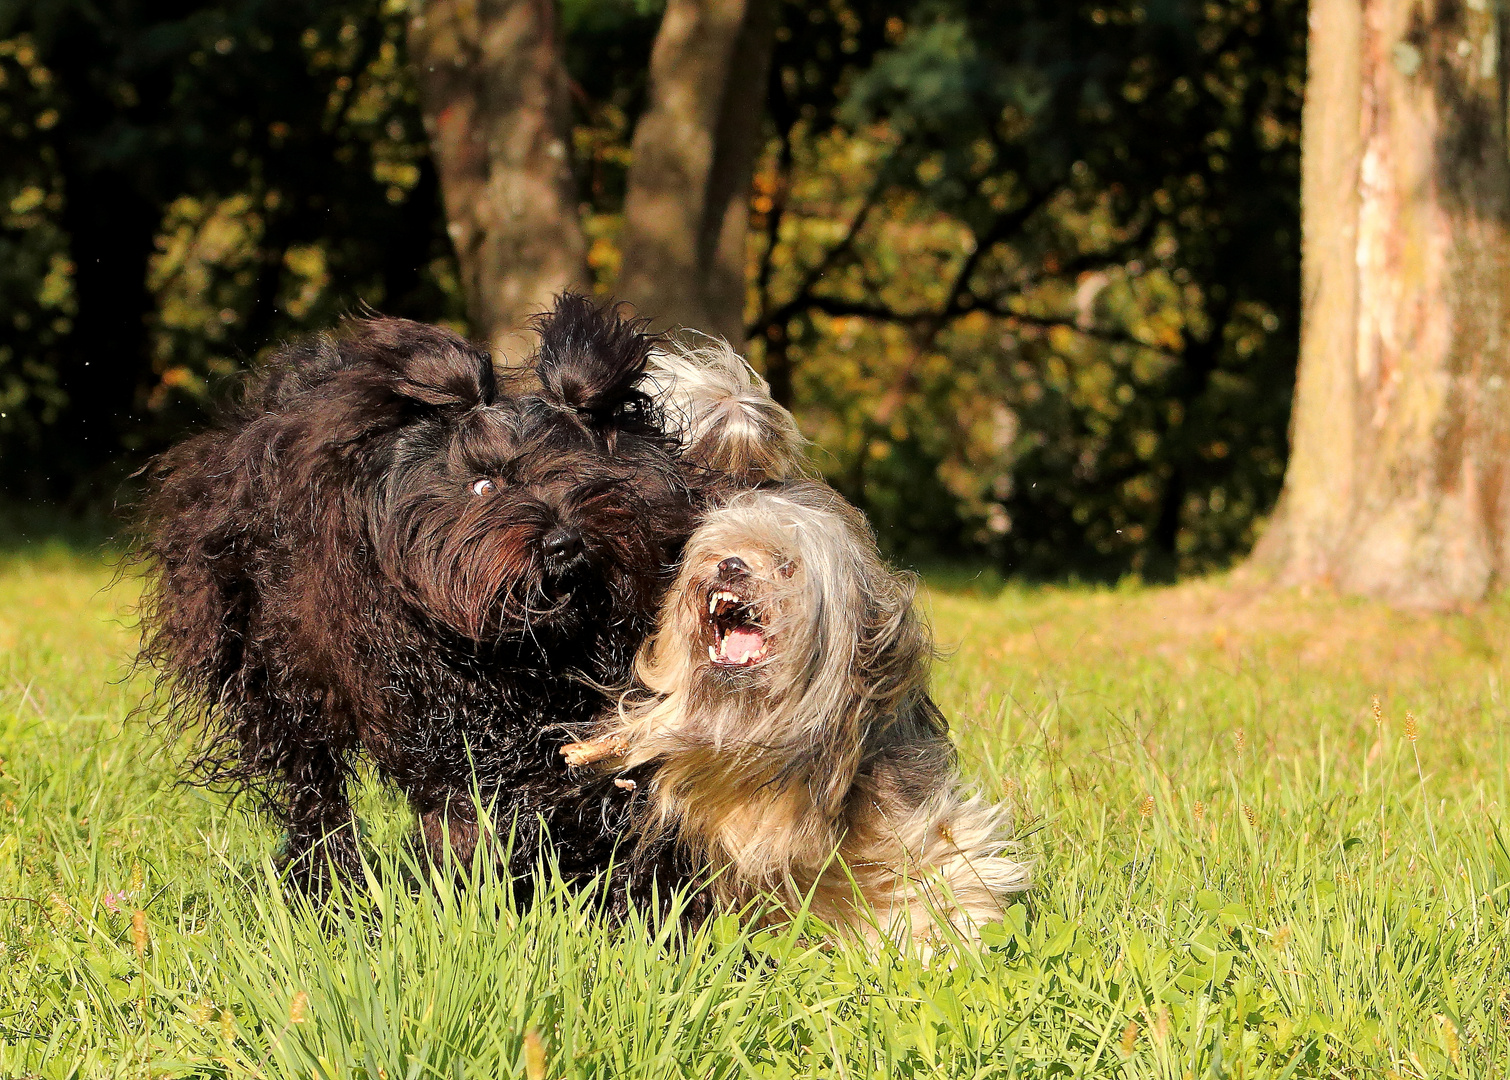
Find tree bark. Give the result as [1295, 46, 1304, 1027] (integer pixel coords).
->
[406, 0, 588, 362]
[616, 0, 776, 345]
[1256, 0, 1510, 606]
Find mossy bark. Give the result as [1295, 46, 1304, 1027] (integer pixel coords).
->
[1259, 0, 1510, 606]
[615, 0, 776, 346]
[406, 0, 589, 362]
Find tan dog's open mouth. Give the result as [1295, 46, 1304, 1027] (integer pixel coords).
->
[705, 584, 768, 667]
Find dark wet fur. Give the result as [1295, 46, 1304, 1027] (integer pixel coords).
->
[135, 295, 709, 917]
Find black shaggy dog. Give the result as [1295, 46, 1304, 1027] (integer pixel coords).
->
[138, 295, 702, 904]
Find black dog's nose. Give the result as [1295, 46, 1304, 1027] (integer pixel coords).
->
[717, 556, 748, 578]
[542, 527, 584, 563]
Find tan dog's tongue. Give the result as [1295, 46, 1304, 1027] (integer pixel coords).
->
[723, 627, 764, 663]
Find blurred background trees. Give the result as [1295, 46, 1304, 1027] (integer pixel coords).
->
[0, 0, 1305, 581]
[1, 0, 462, 499]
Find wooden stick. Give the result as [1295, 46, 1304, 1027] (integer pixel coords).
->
[560, 735, 630, 767]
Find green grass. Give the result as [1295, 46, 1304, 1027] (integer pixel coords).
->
[2, 543, 1508, 1077]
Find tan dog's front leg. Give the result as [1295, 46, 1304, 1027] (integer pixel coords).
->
[560, 734, 630, 767]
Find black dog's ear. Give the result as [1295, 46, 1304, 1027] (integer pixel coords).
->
[339, 316, 497, 409]
[532, 293, 655, 417]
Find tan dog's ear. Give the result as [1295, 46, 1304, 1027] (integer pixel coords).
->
[644, 340, 809, 482]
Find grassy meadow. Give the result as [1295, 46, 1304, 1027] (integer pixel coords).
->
[1, 537, 1508, 1077]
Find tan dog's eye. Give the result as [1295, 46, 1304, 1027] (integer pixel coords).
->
[471, 478, 496, 496]
[778, 558, 798, 579]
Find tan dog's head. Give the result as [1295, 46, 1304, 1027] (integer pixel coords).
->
[583, 481, 1027, 941]
[632, 481, 937, 817]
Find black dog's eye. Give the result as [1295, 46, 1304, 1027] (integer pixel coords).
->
[573, 396, 651, 427]
[602, 397, 655, 435]
[471, 478, 496, 496]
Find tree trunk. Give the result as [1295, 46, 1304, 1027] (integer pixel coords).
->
[1255, 0, 1510, 607]
[406, 0, 588, 362]
[616, 0, 776, 345]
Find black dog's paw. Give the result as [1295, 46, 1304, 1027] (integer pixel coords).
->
[275, 826, 366, 897]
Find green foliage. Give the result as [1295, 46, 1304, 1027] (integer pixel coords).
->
[750, 0, 1305, 576]
[0, 35, 70, 448]
[3, 548, 1510, 1076]
[0, 0, 1303, 577]
[138, 5, 462, 413]
[0, 0, 464, 493]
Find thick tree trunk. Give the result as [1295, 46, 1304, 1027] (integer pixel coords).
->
[1256, 0, 1510, 606]
[406, 0, 588, 362]
[616, 0, 776, 345]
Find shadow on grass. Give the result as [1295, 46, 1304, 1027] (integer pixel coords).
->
[0, 497, 127, 562]
[908, 559, 1145, 601]
[908, 561, 1011, 600]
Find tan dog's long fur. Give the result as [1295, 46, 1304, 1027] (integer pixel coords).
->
[577, 481, 1030, 943]
[646, 338, 809, 483]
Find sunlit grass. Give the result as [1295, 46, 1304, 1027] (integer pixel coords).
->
[1, 546, 1507, 1076]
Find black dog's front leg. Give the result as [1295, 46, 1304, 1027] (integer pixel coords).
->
[276, 746, 362, 891]
[417, 789, 483, 872]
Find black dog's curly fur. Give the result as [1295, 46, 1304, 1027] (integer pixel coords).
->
[137, 295, 705, 909]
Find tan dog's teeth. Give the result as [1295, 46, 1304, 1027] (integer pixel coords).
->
[708, 589, 738, 614]
[708, 644, 718, 661]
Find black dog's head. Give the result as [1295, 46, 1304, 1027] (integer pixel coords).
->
[368, 294, 692, 645]
[139, 293, 695, 751]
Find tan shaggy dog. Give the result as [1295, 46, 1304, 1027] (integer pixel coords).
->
[564, 478, 1029, 945]
[643, 338, 809, 483]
